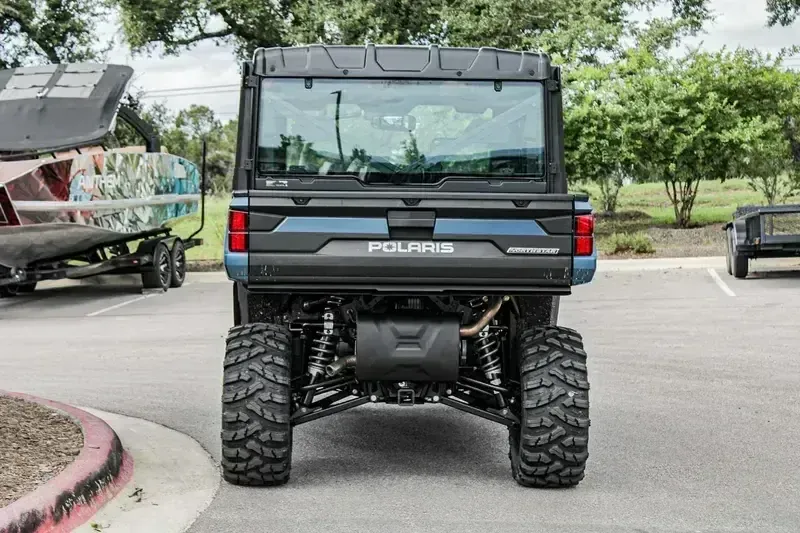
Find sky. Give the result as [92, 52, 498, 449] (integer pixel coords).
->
[102, 0, 800, 121]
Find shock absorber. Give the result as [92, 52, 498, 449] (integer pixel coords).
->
[474, 328, 502, 385]
[303, 297, 344, 406]
[307, 297, 344, 377]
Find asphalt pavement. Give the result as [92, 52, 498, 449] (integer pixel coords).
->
[1, 261, 799, 533]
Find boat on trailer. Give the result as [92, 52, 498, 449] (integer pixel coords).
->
[0, 62, 206, 297]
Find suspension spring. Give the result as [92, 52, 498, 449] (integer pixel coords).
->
[475, 328, 502, 386]
[307, 297, 344, 377]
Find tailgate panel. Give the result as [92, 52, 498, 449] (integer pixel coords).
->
[240, 191, 582, 293]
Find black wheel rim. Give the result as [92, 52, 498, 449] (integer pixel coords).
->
[158, 247, 170, 288]
[174, 245, 186, 282]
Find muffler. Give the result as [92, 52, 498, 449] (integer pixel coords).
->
[324, 296, 510, 380]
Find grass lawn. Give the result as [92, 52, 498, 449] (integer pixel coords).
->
[166, 195, 230, 267]
[578, 178, 798, 225]
[580, 178, 800, 257]
[171, 179, 798, 265]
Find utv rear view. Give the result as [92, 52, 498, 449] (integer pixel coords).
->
[221, 44, 596, 488]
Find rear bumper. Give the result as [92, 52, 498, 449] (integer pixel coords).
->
[225, 250, 597, 294]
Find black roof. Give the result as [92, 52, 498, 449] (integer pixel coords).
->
[252, 44, 553, 81]
[0, 63, 133, 152]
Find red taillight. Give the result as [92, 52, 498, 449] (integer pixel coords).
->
[574, 214, 594, 256]
[574, 236, 593, 256]
[228, 210, 248, 252]
[575, 214, 594, 236]
[229, 232, 248, 253]
[229, 210, 248, 232]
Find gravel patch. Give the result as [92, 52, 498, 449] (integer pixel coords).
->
[0, 395, 84, 508]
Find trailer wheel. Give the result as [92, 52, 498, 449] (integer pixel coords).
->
[169, 239, 187, 288]
[728, 228, 749, 279]
[725, 228, 733, 275]
[141, 241, 172, 290]
[508, 325, 590, 488]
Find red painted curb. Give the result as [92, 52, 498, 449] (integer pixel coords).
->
[0, 391, 134, 533]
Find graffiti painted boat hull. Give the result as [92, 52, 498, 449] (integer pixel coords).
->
[0, 150, 201, 268]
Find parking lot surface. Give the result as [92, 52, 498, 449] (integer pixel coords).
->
[1, 263, 799, 533]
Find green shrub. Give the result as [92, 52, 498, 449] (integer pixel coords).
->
[603, 232, 655, 255]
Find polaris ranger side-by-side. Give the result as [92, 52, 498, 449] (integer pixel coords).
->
[222, 44, 597, 488]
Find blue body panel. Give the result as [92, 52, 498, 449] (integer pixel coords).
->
[572, 246, 597, 285]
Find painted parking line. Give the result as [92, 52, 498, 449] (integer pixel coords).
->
[707, 268, 736, 297]
[86, 294, 158, 317]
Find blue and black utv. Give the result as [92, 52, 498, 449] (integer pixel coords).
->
[221, 44, 596, 488]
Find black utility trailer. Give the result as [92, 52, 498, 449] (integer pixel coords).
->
[724, 204, 800, 278]
[0, 225, 204, 297]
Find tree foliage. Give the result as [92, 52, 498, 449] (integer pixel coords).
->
[0, 0, 111, 69]
[613, 47, 800, 226]
[113, 0, 712, 66]
[564, 63, 638, 213]
[766, 0, 800, 26]
[110, 102, 238, 194]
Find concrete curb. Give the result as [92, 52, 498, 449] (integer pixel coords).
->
[72, 407, 221, 533]
[0, 391, 134, 533]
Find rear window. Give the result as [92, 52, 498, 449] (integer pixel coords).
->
[256, 78, 546, 185]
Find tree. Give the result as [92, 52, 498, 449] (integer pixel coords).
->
[766, 0, 800, 25]
[614, 46, 800, 228]
[564, 63, 639, 213]
[163, 105, 238, 194]
[109, 101, 238, 194]
[620, 49, 776, 228]
[112, 0, 712, 67]
[0, 0, 111, 69]
[710, 48, 800, 206]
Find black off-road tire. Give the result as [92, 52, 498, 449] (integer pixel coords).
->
[509, 325, 590, 488]
[221, 323, 293, 486]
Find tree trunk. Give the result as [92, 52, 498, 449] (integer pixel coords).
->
[664, 176, 701, 228]
[598, 172, 624, 214]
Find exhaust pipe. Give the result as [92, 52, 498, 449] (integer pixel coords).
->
[459, 296, 510, 337]
[325, 355, 356, 377]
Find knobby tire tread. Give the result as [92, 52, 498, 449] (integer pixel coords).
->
[221, 322, 293, 486]
[509, 325, 590, 488]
